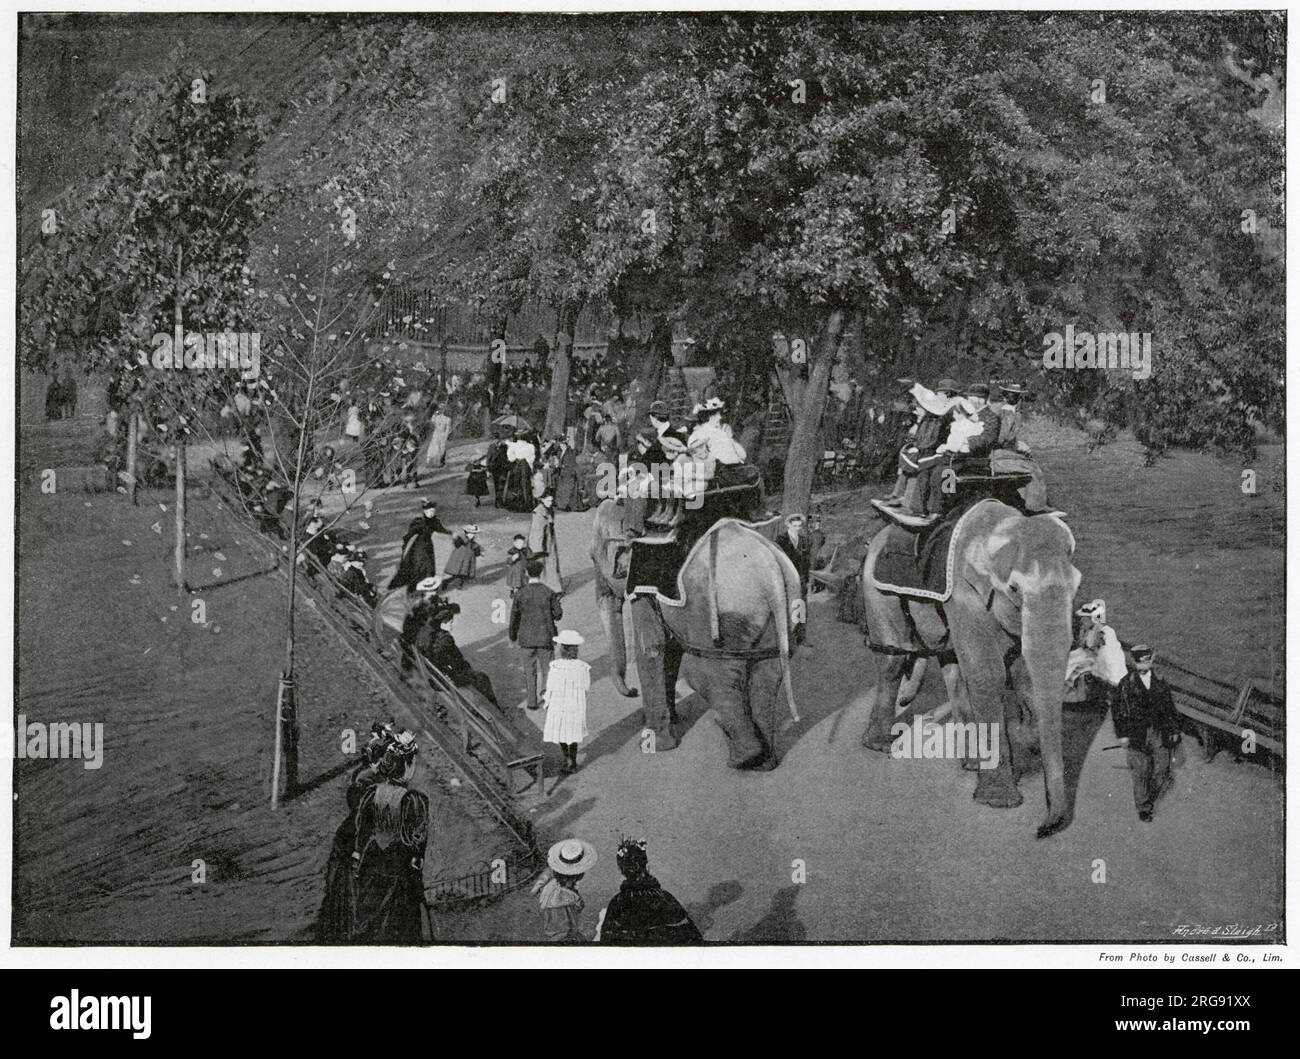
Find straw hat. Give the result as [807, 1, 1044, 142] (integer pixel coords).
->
[554, 629, 585, 647]
[1076, 599, 1106, 621]
[414, 576, 442, 594]
[548, 838, 598, 876]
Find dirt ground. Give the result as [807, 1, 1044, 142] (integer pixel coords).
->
[14, 416, 1285, 943]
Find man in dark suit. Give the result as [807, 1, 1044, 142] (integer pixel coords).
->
[775, 513, 812, 645]
[509, 559, 563, 710]
[388, 498, 451, 593]
[1112, 644, 1182, 822]
[775, 513, 812, 597]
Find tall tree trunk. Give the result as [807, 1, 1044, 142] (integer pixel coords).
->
[781, 308, 847, 518]
[543, 298, 581, 438]
[125, 411, 139, 505]
[172, 246, 186, 591]
[625, 315, 672, 432]
[272, 366, 315, 809]
[173, 440, 186, 590]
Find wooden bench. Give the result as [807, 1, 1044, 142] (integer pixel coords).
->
[808, 540, 847, 593]
[1139, 651, 1282, 762]
[412, 652, 545, 799]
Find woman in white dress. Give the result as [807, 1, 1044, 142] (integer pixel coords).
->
[542, 630, 590, 774]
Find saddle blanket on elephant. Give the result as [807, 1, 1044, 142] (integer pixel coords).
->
[870, 498, 999, 603]
[629, 514, 780, 602]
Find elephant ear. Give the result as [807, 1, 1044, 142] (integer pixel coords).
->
[968, 525, 1020, 603]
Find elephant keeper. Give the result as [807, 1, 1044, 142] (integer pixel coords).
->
[1111, 644, 1181, 822]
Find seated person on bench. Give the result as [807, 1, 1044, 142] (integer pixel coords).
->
[424, 601, 500, 707]
[338, 548, 379, 607]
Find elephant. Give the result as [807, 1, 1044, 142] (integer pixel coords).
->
[861, 500, 1081, 837]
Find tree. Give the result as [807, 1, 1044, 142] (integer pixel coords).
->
[21, 57, 266, 588]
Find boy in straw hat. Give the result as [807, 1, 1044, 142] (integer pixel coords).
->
[533, 838, 597, 943]
[543, 629, 590, 775]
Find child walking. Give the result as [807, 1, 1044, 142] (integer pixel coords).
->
[542, 629, 590, 774]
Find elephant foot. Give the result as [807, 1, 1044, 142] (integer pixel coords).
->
[973, 774, 1024, 809]
[618, 686, 639, 698]
[861, 728, 894, 753]
[1036, 813, 1070, 839]
[960, 757, 981, 772]
[731, 750, 777, 772]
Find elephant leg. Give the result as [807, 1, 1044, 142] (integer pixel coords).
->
[663, 635, 684, 728]
[700, 656, 769, 769]
[746, 656, 785, 770]
[896, 656, 926, 711]
[597, 588, 637, 697]
[629, 595, 679, 751]
[863, 652, 910, 752]
[948, 592, 1023, 809]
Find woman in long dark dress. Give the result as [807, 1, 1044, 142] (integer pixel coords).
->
[316, 724, 394, 943]
[349, 732, 431, 944]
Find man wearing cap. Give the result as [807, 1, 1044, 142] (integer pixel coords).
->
[426, 601, 500, 707]
[776, 514, 812, 599]
[1113, 645, 1181, 822]
[388, 498, 451, 594]
[510, 559, 564, 710]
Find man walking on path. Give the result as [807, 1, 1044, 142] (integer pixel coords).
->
[1112, 643, 1181, 822]
[510, 559, 563, 711]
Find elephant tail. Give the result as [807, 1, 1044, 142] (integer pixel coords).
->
[762, 542, 800, 723]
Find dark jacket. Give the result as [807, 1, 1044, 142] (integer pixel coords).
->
[509, 580, 562, 648]
[775, 530, 812, 588]
[963, 406, 1003, 459]
[505, 545, 533, 591]
[388, 513, 450, 590]
[339, 566, 378, 607]
[598, 875, 703, 945]
[1113, 671, 1181, 748]
[427, 628, 473, 684]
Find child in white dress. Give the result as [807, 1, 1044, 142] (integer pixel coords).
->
[543, 630, 590, 774]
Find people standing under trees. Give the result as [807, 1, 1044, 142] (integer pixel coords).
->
[317, 723, 395, 943]
[594, 838, 703, 944]
[487, 431, 510, 508]
[529, 492, 563, 593]
[552, 434, 585, 511]
[502, 428, 537, 513]
[510, 559, 563, 712]
[465, 456, 489, 507]
[349, 732, 431, 944]
[425, 403, 452, 468]
[388, 498, 452, 595]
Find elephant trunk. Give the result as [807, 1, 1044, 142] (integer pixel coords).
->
[1021, 588, 1073, 837]
[597, 583, 637, 697]
[763, 546, 800, 723]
